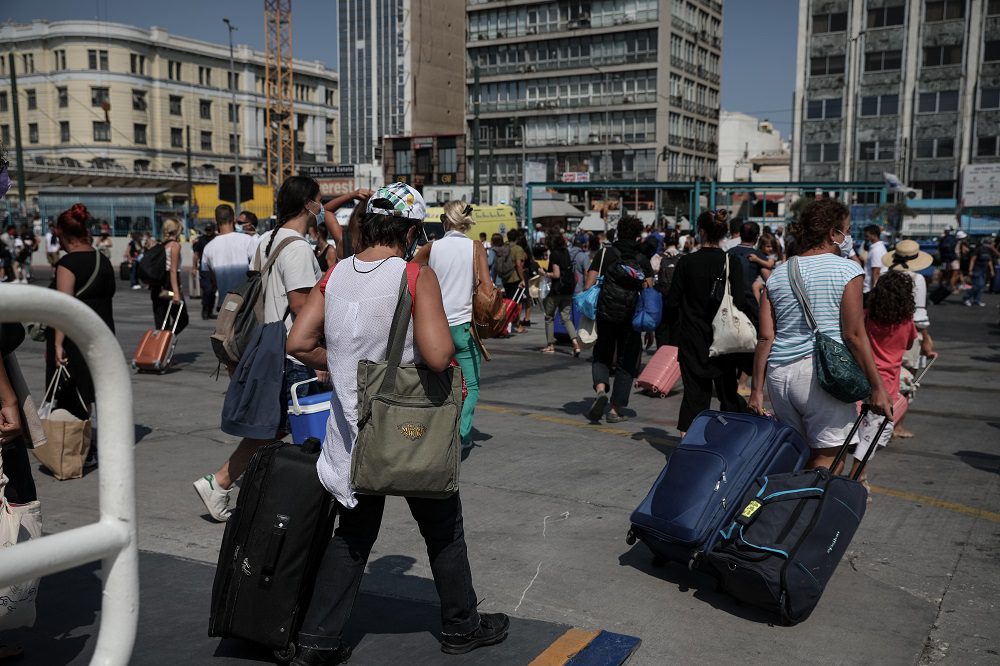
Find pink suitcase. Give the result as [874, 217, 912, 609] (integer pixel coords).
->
[636, 345, 681, 397]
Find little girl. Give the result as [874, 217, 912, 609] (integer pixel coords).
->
[851, 271, 918, 479]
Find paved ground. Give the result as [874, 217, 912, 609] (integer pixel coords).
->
[4, 269, 1000, 665]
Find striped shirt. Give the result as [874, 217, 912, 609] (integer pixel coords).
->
[765, 254, 863, 365]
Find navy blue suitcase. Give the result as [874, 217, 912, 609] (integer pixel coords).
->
[627, 411, 810, 567]
[704, 410, 889, 624]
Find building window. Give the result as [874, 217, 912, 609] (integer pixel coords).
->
[130, 54, 146, 75]
[812, 12, 848, 33]
[91, 87, 110, 107]
[925, 0, 965, 21]
[915, 137, 955, 158]
[990, 0, 1000, 15]
[132, 90, 147, 111]
[134, 123, 147, 145]
[53, 49, 67, 71]
[25, 89, 36, 110]
[169, 95, 183, 115]
[810, 54, 846, 76]
[170, 127, 184, 148]
[868, 5, 906, 28]
[229, 133, 240, 153]
[228, 103, 240, 123]
[135, 160, 151, 172]
[858, 140, 895, 161]
[0, 92, 6, 113]
[198, 66, 212, 86]
[439, 146, 457, 173]
[227, 72, 240, 90]
[168, 60, 182, 81]
[806, 97, 842, 120]
[93, 121, 111, 142]
[805, 142, 840, 162]
[28, 123, 38, 144]
[860, 94, 899, 116]
[200, 131, 212, 151]
[88, 49, 109, 71]
[325, 118, 334, 134]
[985, 41, 1000, 62]
[0, 126, 8, 144]
[21, 53, 34, 73]
[325, 89, 336, 105]
[865, 50, 902, 71]
[395, 149, 412, 174]
[326, 145, 334, 161]
[981, 88, 1000, 109]
[924, 44, 963, 67]
[199, 100, 211, 119]
[57, 86, 68, 108]
[977, 136, 1000, 156]
[918, 90, 959, 113]
[60, 121, 70, 143]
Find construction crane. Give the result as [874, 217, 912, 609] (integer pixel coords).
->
[264, 0, 294, 188]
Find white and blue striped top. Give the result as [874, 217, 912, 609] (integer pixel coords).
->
[765, 254, 863, 365]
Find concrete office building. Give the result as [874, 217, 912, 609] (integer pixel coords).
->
[792, 0, 1000, 200]
[337, 0, 467, 165]
[0, 20, 340, 190]
[717, 111, 789, 181]
[466, 0, 723, 185]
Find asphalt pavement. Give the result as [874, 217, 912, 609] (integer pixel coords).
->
[4, 268, 999, 665]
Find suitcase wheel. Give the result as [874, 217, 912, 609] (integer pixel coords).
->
[625, 529, 637, 546]
[274, 643, 296, 663]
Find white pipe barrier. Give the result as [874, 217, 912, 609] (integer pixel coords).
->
[0, 285, 138, 665]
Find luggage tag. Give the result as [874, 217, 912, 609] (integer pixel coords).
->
[735, 497, 764, 527]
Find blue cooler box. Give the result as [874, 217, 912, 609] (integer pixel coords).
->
[287, 378, 332, 446]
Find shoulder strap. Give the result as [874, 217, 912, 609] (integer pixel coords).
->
[596, 247, 608, 274]
[253, 235, 307, 321]
[379, 265, 415, 396]
[75, 252, 102, 297]
[787, 257, 819, 332]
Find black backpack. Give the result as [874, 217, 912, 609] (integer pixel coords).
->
[596, 248, 645, 323]
[137, 243, 167, 284]
[493, 245, 515, 278]
[553, 251, 575, 295]
[655, 253, 680, 296]
[938, 235, 957, 263]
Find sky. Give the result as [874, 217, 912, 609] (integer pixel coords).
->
[4, 0, 799, 141]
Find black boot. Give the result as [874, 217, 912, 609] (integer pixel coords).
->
[440, 613, 510, 655]
[291, 644, 352, 665]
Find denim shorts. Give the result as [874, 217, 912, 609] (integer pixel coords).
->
[278, 359, 318, 434]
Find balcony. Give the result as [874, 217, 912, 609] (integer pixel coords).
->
[469, 51, 658, 79]
[474, 91, 658, 115]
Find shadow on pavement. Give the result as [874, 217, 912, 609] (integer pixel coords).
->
[953, 450, 1000, 474]
[628, 428, 680, 458]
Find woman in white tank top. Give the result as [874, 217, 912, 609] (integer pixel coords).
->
[286, 184, 510, 658]
[413, 201, 492, 449]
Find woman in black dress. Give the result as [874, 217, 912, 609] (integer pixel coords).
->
[46, 204, 116, 465]
[664, 209, 750, 436]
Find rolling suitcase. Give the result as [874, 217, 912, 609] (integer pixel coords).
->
[929, 283, 950, 304]
[498, 287, 525, 338]
[627, 411, 810, 567]
[635, 345, 681, 397]
[119, 261, 131, 281]
[209, 438, 336, 662]
[705, 408, 889, 625]
[132, 301, 183, 373]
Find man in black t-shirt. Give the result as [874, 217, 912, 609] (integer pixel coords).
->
[192, 223, 217, 318]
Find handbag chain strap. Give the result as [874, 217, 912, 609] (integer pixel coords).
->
[786, 256, 820, 333]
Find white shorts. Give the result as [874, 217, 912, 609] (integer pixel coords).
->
[766, 356, 858, 449]
[851, 409, 894, 464]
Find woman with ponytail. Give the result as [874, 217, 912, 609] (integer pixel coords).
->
[194, 175, 325, 521]
[664, 209, 751, 435]
[46, 203, 117, 467]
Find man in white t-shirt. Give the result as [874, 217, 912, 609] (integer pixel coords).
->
[201, 204, 256, 314]
[862, 224, 886, 299]
[45, 227, 61, 265]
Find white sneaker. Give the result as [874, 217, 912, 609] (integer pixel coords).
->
[131, 284, 142, 290]
[193, 474, 234, 522]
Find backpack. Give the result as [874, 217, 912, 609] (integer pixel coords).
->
[137, 243, 167, 284]
[655, 253, 680, 296]
[493, 245, 515, 278]
[938, 235, 957, 263]
[553, 251, 575, 295]
[210, 237, 306, 370]
[596, 248, 646, 324]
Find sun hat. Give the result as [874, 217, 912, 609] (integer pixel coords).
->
[365, 182, 427, 221]
[956, 230, 968, 239]
[883, 239, 933, 272]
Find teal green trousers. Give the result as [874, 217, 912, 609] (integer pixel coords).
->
[450, 323, 481, 446]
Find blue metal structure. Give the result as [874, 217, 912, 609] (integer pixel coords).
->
[37, 187, 166, 237]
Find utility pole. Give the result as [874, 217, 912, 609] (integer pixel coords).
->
[186, 126, 193, 232]
[8, 54, 27, 214]
[472, 64, 481, 204]
[488, 125, 495, 205]
[224, 18, 241, 214]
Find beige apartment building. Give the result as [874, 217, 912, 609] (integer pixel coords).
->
[0, 20, 340, 189]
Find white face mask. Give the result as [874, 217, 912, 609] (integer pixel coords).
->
[836, 230, 853, 256]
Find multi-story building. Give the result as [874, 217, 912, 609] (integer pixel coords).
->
[718, 111, 789, 181]
[465, 0, 723, 185]
[792, 0, 1000, 200]
[337, 0, 467, 165]
[0, 20, 340, 189]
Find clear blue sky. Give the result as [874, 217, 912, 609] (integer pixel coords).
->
[5, 0, 798, 139]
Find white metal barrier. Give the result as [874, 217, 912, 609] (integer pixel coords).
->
[0, 286, 138, 665]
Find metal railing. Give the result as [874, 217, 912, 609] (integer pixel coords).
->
[0, 287, 138, 666]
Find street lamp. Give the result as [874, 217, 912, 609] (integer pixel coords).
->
[223, 18, 241, 215]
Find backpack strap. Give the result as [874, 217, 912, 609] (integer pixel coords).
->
[253, 236, 308, 322]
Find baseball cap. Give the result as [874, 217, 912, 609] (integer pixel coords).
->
[956, 230, 967, 239]
[366, 182, 427, 221]
[944, 225, 954, 233]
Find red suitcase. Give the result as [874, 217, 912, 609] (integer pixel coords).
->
[497, 287, 525, 338]
[133, 301, 183, 373]
[635, 345, 681, 397]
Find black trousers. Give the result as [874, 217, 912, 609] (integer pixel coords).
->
[298, 492, 480, 649]
[592, 318, 642, 408]
[150, 288, 189, 335]
[677, 355, 747, 432]
[199, 269, 216, 314]
[2, 442, 37, 504]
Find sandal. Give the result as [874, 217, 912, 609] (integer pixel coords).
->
[540, 346, 556, 354]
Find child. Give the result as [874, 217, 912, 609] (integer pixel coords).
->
[850, 271, 918, 480]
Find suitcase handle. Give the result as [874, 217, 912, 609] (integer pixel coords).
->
[259, 514, 289, 589]
[160, 299, 185, 333]
[288, 377, 319, 415]
[830, 405, 891, 480]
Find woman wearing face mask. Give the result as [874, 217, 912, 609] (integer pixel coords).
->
[748, 198, 892, 470]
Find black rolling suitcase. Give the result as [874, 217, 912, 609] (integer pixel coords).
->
[705, 408, 889, 625]
[209, 438, 336, 662]
[929, 282, 951, 304]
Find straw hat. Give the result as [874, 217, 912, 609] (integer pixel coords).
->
[883, 239, 933, 272]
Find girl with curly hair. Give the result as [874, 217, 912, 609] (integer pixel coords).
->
[850, 270, 918, 479]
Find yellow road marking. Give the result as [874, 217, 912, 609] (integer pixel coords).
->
[478, 402, 1000, 524]
[528, 628, 600, 666]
